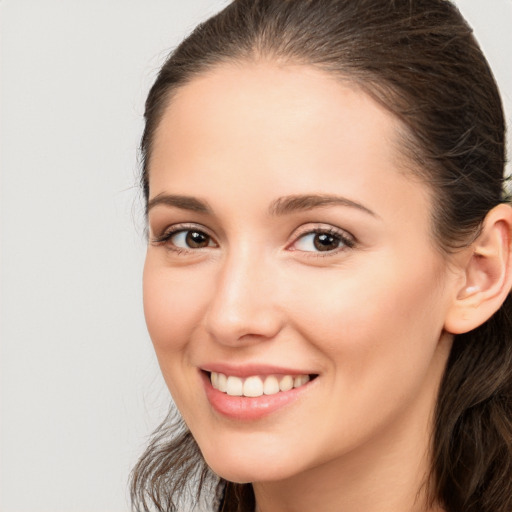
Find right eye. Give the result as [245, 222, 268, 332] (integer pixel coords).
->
[170, 229, 215, 249]
[152, 226, 217, 252]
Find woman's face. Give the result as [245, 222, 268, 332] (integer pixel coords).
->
[143, 63, 459, 484]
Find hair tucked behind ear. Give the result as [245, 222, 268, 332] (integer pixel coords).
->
[132, 1, 512, 511]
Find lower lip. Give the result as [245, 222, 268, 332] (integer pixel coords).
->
[201, 372, 314, 421]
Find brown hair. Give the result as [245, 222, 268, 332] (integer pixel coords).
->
[131, 1, 512, 511]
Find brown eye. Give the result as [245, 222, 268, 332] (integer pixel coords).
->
[159, 229, 216, 250]
[313, 233, 340, 251]
[185, 230, 211, 248]
[292, 228, 354, 254]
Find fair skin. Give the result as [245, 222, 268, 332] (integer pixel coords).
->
[143, 62, 512, 512]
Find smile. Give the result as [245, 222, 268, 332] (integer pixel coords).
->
[210, 372, 311, 397]
[202, 368, 318, 420]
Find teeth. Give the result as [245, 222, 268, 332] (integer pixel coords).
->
[294, 375, 310, 388]
[279, 375, 294, 392]
[226, 376, 243, 396]
[243, 376, 263, 397]
[263, 375, 280, 395]
[210, 372, 311, 397]
[217, 373, 227, 392]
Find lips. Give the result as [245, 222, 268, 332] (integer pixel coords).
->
[201, 366, 317, 420]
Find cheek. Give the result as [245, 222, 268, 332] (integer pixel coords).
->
[142, 256, 209, 355]
[285, 253, 447, 374]
[142, 257, 212, 415]
[281, 258, 450, 451]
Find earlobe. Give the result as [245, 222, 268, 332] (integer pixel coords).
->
[444, 203, 512, 335]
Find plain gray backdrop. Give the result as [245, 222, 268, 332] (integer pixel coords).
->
[1, 1, 511, 511]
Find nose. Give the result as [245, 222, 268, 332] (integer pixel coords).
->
[203, 247, 284, 347]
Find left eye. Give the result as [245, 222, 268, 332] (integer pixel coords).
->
[293, 231, 349, 252]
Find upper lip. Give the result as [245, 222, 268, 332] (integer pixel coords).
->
[200, 363, 316, 378]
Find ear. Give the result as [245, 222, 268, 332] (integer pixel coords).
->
[444, 203, 512, 335]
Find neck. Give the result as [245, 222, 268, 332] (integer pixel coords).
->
[253, 444, 439, 512]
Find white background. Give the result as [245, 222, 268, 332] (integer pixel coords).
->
[1, 1, 511, 511]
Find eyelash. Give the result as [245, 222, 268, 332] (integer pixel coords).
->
[288, 226, 356, 256]
[151, 224, 356, 257]
[151, 223, 216, 254]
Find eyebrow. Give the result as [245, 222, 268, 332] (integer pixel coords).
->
[146, 192, 377, 218]
[269, 194, 377, 217]
[146, 194, 212, 214]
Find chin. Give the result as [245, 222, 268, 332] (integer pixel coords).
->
[208, 463, 294, 485]
[201, 444, 303, 484]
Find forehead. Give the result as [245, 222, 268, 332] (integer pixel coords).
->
[152, 63, 402, 174]
[148, 61, 429, 225]
[156, 63, 397, 146]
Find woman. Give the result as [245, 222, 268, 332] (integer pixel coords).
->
[131, 1, 512, 511]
